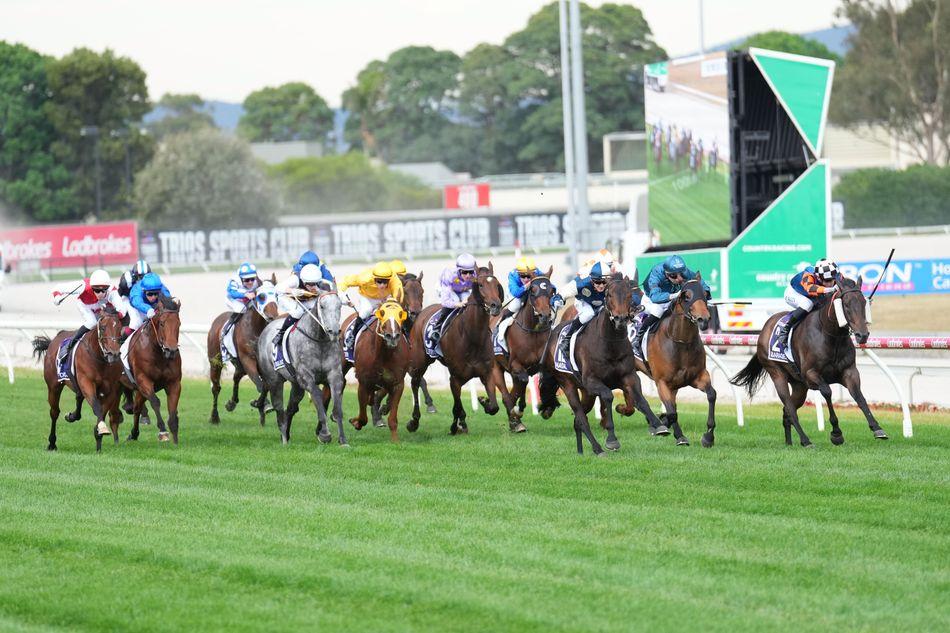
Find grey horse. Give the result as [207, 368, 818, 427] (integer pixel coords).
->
[257, 286, 346, 445]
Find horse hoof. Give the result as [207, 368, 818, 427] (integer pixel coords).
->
[47, 444, 57, 451]
[65, 412, 79, 423]
[651, 425, 670, 436]
[348, 417, 362, 430]
[407, 419, 419, 433]
[873, 429, 889, 440]
[830, 432, 844, 446]
[126, 434, 138, 441]
[224, 400, 237, 412]
[339, 440, 351, 448]
[676, 437, 690, 447]
[158, 432, 170, 442]
[594, 451, 608, 458]
[141, 415, 151, 426]
[318, 433, 332, 444]
[539, 408, 555, 420]
[510, 422, 527, 433]
[123, 404, 133, 414]
[373, 419, 386, 429]
[426, 404, 437, 414]
[803, 442, 816, 449]
[701, 433, 714, 448]
[209, 414, 220, 425]
[605, 440, 620, 452]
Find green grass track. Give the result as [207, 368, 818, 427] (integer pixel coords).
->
[0, 370, 948, 632]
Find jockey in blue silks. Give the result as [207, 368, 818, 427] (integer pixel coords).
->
[633, 254, 710, 352]
[554, 261, 609, 358]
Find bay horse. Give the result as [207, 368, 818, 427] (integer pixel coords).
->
[634, 276, 716, 447]
[538, 274, 664, 455]
[122, 296, 183, 444]
[32, 306, 124, 452]
[407, 264, 503, 435]
[491, 269, 555, 432]
[347, 300, 409, 441]
[731, 275, 887, 446]
[206, 279, 280, 426]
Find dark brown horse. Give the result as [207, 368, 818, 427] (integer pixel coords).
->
[407, 264, 503, 435]
[122, 296, 183, 444]
[538, 275, 664, 455]
[491, 270, 555, 432]
[347, 300, 410, 441]
[634, 276, 716, 447]
[731, 275, 887, 446]
[32, 307, 125, 452]
[206, 279, 280, 426]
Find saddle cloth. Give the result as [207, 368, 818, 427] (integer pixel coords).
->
[343, 316, 375, 364]
[423, 308, 461, 359]
[120, 330, 138, 386]
[628, 312, 658, 362]
[273, 320, 298, 372]
[220, 318, 239, 363]
[553, 323, 585, 375]
[767, 314, 796, 364]
[492, 316, 514, 357]
[56, 336, 81, 383]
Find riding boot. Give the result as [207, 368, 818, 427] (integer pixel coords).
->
[61, 325, 89, 371]
[429, 307, 452, 344]
[347, 316, 365, 350]
[273, 316, 299, 348]
[498, 308, 514, 322]
[776, 308, 807, 348]
[632, 314, 659, 357]
[558, 319, 582, 358]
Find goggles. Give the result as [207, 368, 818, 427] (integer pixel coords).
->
[91, 286, 109, 294]
[459, 269, 475, 276]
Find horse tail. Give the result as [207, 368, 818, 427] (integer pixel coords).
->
[32, 336, 52, 362]
[729, 354, 766, 399]
[538, 369, 560, 413]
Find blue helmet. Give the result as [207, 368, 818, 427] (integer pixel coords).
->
[663, 255, 687, 275]
[238, 262, 258, 279]
[589, 262, 606, 280]
[141, 272, 163, 292]
[298, 251, 320, 267]
[133, 259, 151, 278]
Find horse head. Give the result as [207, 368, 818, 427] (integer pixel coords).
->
[401, 272, 424, 325]
[315, 284, 342, 339]
[525, 271, 554, 328]
[96, 305, 124, 364]
[254, 281, 280, 320]
[153, 296, 181, 358]
[475, 265, 503, 317]
[605, 274, 633, 331]
[834, 275, 870, 344]
[375, 300, 407, 349]
[677, 273, 710, 330]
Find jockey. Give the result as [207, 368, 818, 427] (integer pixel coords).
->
[53, 268, 126, 362]
[499, 256, 555, 323]
[272, 263, 325, 347]
[430, 253, 477, 343]
[579, 248, 619, 277]
[776, 258, 839, 348]
[278, 251, 333, 315]
[555, 262, 609, 357]
[118, 259, 151, 298]
[634, 254, 711, 353]
[224, 262, 261, 330]
[341, 261, 404, 349]
[128, 272, 175, 332]
[388, 259, 408, 279]
[292, 250, 333, 282]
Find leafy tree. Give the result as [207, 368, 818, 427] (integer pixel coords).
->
[45, 47, 154, 219]
[134, 129, 279, 229]
[740, 31, 842, 62]
[238, 82, 334, 143]
[342, 61, 385, 155]
[832, 0, 950, 165]
[268, 153, 439, 214]
[0, 41, 76, 222]
[834, 164, 950, 227]
[148, 93, 214, 139]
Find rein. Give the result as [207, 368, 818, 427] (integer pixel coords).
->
[513, 277, 554, 334]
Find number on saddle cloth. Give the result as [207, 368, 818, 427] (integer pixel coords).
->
[56, 336, 77, 382]
[343, 316, 376, 363]
[423, 308, 461, 359]
[767, 314, 797, 364]
[553, 323, 585, 375]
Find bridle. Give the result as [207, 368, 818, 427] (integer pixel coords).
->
[293, 290, 338, 341]
[149, 310, 180, 356]
[84, 314, 122, 363]
[823, 284, 863, 337]
[473, 271, 502, 316]
[514, 276, 554, 333]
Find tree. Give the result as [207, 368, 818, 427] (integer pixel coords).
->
[45, 47, 154, 219]
[147, 93, 215, 139]
[238, 82, 334, 143]
[341, 61, 385, 155]
[0, 41, 77, 222]
[832, 0, 950, 165]
[740, 30, 842, 62]
[134, 129, 279, 229]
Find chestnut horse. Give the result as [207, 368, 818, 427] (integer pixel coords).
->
[538, 275, 664, 455]
[122, 296, 183, 444]
[634, 276, 716, 447]
[407, 264, 503, 435]
[206, 279, 280, 426]
[731, 275, 887, 446]
[491, 270, 555, 432]
[32, 307, 125, 452]
[346, 300, 410, 441]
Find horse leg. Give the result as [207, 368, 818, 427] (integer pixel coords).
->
[408, 372, 423, 432]
[657, 381, 688, 446]
[246, 371, 269, 426]
[166, 380, 181, 445]
[127, 391, 145, 441]
[103, 389, 122, 445]
[225, 366, 245, 412]
[620, 373, 667, 435]
[806, 370, 844, 444]
[330, 372, 347, 446]
[586, 379, 619, 451]
[209, 357, 222, 424]
[349, 381, 370, 431]
[771, 371, 812, 447]
[138, 379, 168, 442]
[47, 382, 63, 451]
[271, 382, 290, 444]
[65, 391, 83, 423]
[77, 377, 106, 453]
[477, 368, 500, 416]
[563, 383, 604, 456]
[842, 366, 888, 440]
[693, 370, 717, 448]
[387, 381, 404, 442]
[448, 376, 467, 435]
[371, 388, 386, 428]
[421, 377, 437, 414]
[508, 375, 528, 433]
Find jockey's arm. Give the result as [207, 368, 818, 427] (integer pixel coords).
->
[439, 285, 464, 309]
[559, 279, 579, 300]
[76, 301, 98, 329]
[507, 271, 525, 298]
[226, 278, 246, 300]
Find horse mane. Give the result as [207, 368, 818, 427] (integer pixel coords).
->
[158, 295, 180, 312]
[837, 275, 858, 290]
[101, 305, 120, 317]
[402, 272, 418, 282]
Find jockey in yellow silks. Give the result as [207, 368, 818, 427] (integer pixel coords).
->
[341, 262, 404, 350]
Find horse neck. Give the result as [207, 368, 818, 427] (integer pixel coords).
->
[246, 306, 266, 331]
[813, 298, 848, 339]
[517, 297, 540, 328]
[83, 326, 105, 363]
[664, 303, 698, 343]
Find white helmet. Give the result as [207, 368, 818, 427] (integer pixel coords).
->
[89, 269, 112, 288]
[300, 263, 322, 284]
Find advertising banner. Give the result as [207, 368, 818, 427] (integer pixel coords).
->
[444, 183, 490, 210]
[0, 221, 139, 266]
[839, 258, 950, 295]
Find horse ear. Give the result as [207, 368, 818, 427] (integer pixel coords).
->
[488, 261, 494, 275]
[696, 270, 702, 282]
[857, 274, 863, 288]
[545, 265, 553, 278]
[399, 310, 407, 322]
[417, 271, 423, 282]
[270, 272, 277, 284]
[375, 308, 384, 321]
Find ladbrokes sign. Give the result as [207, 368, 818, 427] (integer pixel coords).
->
[0, 221, 138, 266]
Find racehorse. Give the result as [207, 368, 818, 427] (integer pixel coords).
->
[32, 307, 124, 452]
[491, 270, 555, 432]
[387, 272, 437, 415]
[538, 274, 664, 455]
[122, 296, 184, 444]
[206, 279, 280, 426]
[731, 275, 888, 446]
[257, 284, 346, 445]
[633, 276, 716, 447]
[347, 300, 409, 441]
[407, 264, 503, 435]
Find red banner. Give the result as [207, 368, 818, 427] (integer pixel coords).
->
[0, 221, 139, 266]
[444, 183, 490, 210]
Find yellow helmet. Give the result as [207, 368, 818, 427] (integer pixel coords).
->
[371, 262, 393, 280]
[388, 259, 407, 276]
[515, 256, 536, 273]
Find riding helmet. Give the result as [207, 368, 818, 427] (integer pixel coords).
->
[815, 258, 839, 282]
[298, 250, 320, 267]
[589, 262, 606, 280]
[372, 262, 393, 280]
[516, 256, 536, 273]
[89, 269, 112, 288]
[299, 264, 322, 284]
[238, 262, 258, 279]
[141, 272, 163, 292]
[456, 253, 476, 271]
[133, 259, 151, 277]
[663, 255, 687, 274]
[388, 260, 407, 276]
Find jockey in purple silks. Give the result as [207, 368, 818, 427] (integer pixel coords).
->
[429, 253, 477, 344]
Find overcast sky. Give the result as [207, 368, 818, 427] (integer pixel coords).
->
[0, 0, 841, 106]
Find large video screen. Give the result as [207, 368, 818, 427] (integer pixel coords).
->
[644, 52, 732, 247]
